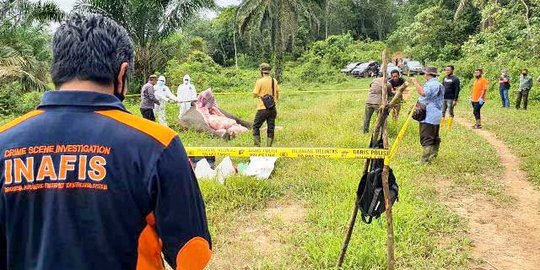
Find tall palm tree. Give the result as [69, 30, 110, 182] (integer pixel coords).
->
[75, 0, 216, 84]
[0, 0, 65, 91]
[0, 0, 64, 27]
[236, 0, 322, 81]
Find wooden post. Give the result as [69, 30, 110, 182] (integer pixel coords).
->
[338, 50, 405, 269]
[381, 135, 395, 270]
[380, 49, 396, 270]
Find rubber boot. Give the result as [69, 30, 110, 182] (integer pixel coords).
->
[447, 117, 454, 129]
[415, 146, 432, 164]
[254, 135, 261, 147]
[266, 137, 274, 147]
[430, 144, 440, 160]
[441, 117, 446, 128]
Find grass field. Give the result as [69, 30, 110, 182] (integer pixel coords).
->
[122, 77, 508, 269]
[454, 87, 540, 187]
[2, 77, 536, 269]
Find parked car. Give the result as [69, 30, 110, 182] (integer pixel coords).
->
[386, 63, 402, 77]
[402, 60, 424, 75]
[340, 62, 361, 74]
[351, 61, 380, 77]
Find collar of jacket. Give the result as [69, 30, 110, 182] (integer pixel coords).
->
[38, 90, 127, 111]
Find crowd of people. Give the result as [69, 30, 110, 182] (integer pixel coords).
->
[139, 74, 197, 126]
[3, 11, 538, 270]
[364, 65, 537, 164]
[139, 64, 280, 146]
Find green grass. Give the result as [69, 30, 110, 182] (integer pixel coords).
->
[1, 77, 514, 269]
[455, 88, 540, 187]
[122, 77, 508, 269]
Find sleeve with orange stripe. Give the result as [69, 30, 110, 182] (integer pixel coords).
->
[149, 136, 212, 270]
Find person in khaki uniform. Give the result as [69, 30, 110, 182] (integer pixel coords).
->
[363, 77, 392, 133]
[252, 63, 279, 147]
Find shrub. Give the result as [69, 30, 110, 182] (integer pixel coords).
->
[16, 91, 43, 114]
[166, 50, 259, 92]
[289, 33, 385, 84]
[0, 85, 43, 116]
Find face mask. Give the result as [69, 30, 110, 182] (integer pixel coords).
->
[475, 75, 481, 79]
[158, 81, 165, 87]
[522, 73, 527, 76]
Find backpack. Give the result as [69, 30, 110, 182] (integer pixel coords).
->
[356, 139, 399, 224]
[261, 77, 276, 109]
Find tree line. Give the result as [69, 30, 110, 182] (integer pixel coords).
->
[1, 0, 539, 98]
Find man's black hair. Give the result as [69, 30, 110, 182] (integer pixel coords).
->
[390, 69, 400, 76]
[475, 68, 483, 73]
[523, 68, 529, 73]
[447, 65, 454, 71]
[51, 13, 134, 88]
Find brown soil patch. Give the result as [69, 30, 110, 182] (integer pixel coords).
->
[206, 200, 307, 270]
[440, 118, 540, 269]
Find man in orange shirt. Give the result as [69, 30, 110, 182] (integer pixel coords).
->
[471, 68, 489, 129]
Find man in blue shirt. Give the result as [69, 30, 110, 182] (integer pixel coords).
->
[410, 67, 445, 164]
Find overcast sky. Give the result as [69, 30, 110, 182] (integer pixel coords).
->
[50, 0, 241, 13]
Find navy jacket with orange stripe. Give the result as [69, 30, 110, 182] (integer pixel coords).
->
[0, 91, 211, 270]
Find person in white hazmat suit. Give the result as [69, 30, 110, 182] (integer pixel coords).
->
[177, 75, 198, 118]
[153, 75, 180, 126]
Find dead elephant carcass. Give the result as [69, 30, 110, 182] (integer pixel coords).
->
[178, 89, 252, 139]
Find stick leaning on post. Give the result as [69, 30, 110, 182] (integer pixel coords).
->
[337, 49, 406, 269]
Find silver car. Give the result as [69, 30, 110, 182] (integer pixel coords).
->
[341, 62, 361, 74]
[386, 63, 402, 77]
[402, 61, 424, 75]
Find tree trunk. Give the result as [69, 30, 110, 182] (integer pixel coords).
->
[379, 49, 395, 270]
[273, 5, 284, 81]
[520, 0, 535, 54]
[233, 30, 239, 69]
[135, 46, 152, 85]
[325, 0, 329, 39]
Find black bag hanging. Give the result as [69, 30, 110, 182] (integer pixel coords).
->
[261, 77, 276, 109]
[356, 137, 399, 224]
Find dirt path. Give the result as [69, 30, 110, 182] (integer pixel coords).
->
[443, 118, 540, 269]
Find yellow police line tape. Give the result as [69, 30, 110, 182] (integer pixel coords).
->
[125, 88, 368, 98]
[185, 103, 415, 161]
[213, 89, 370, 95]
[185, 147, 388, 159]
[384, 102, 416, 166]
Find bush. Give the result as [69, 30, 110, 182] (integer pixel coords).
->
[289, 33, 385, 84]
[16, 91, 43, 114]
[166, 50, 259, 92]
[0, 85, 43, 116]
[0, 87, 17, 116]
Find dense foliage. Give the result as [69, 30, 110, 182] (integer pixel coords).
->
[1, 0, 540, 117]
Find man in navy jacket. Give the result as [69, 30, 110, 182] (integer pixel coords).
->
[0, 13, 211, 270]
